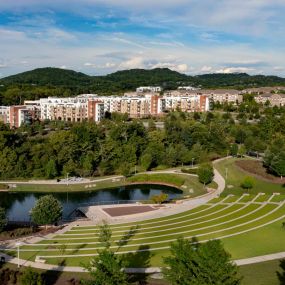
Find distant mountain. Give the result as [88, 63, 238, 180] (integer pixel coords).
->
[195, 73, 285, 88]
[0, 67, 92, 87]
[1, 67, 285, 93]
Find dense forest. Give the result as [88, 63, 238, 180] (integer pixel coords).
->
[1, 67, 285, 105]
[1, 98, 285, 179]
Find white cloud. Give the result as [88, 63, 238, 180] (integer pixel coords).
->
[215, 67, 255, 74]
[273, 66, 284, 71]
[119, 56, 145, 69]
[149, 62, 189, 73]
[201, 66, 213, 72]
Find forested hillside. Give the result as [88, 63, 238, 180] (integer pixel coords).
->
[1, 67, 285, 105]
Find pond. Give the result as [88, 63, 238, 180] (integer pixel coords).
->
[0, 184, 182, 221]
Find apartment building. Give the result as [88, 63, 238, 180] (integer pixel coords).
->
[201, 89, 243, 104]
[0, 106, 10, 123]
[163, 95, 209, 112]
[8, 105, 39, 128]
[136, 86, 162, 93]
[254, 93, 285, 107]
[178, 86, 200, 91]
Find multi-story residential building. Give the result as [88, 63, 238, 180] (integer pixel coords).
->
[254, 93, 285, 107]
[163, 95, 209, 112]
[8, 105, 39, 128]
[0, 106, 10, 123]
[200, 89, 243, 104]
[136, 86, 162, 93]
[178, 86, 200, 91]
[0, 91, 209, 128]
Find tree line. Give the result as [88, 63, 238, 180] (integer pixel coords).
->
[1, 107, 285, 179]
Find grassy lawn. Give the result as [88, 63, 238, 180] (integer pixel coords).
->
[239, 259, 283, 285]
[9, 173, 209, 198]
[10, 177, 126, 192]
[215, 158, 285, 196]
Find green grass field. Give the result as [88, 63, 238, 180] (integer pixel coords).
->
[5, 193, 284, 268]
[215, 158, 285, 196]
[239, 259, 283, 285]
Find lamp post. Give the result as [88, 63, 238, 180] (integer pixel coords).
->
[225, 167, 228, 180]
[192, 158, 194, 168]
[15, 242, 22, 268]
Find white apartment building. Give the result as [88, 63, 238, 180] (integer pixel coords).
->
[254, 93, 285, 107]
[0, 106, 10, 123]
[136, 86, 162, 93]
[178, 86, 200, 91]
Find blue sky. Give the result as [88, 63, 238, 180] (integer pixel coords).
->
[0, 0, 285, 77]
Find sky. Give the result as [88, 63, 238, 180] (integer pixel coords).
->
[0, 0, 285, 78]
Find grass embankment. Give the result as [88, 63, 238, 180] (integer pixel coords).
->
[9, 177, 126, 192]
[8, 173, 212, 198]
[215, 158, 285, 196]
[127, 174, 185, 187]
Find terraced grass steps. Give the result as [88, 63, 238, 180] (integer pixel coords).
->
[5, 193, 285, 267]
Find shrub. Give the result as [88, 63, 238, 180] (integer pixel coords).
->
[241, 176, 255, 190]
[20, 267, 45, 285]
[151, 193, 169, 204]
[181, 168, 197, 174]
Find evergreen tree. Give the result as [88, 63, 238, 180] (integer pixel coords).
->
[163, 238, 241, 285]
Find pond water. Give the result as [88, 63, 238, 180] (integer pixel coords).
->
[0, 184, 182, 221]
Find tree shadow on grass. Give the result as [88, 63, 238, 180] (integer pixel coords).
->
[277, 259, 285, 285]
[42, 260, 66, 285]
[123, 245, 153, 285]
[70, 243, 87, 255]
[116, 225, 140, 250]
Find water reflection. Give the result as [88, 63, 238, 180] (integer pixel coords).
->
[0, 184, 182, 220]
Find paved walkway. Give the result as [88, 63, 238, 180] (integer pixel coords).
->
[2, 250, 285, 273]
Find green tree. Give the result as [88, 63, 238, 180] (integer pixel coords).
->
[230, 144, 239, 156]
[30, 195, 62, 228]
[98, 221, 112, 248]
[140, 153, 153, 171]
[270, 151, 285, 178]
[197, 163, 214, 186]
[238, 145, 246, 158]
[241, 176, 255, 191]
[84, 250, 128, 285]
[163, 238, 241, 285]
[45, 159, 57, 179]
[83, 221, 128, 285]
[0, 207, 7, 232]
[20, 267, 45, 285]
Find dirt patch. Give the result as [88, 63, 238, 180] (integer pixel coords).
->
[235, 160, 285, 184]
